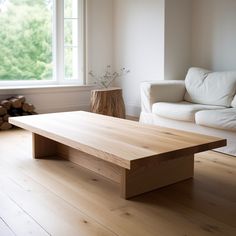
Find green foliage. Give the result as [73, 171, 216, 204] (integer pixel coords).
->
[10, 0, 46, 6]
[0, 0, 53, 80]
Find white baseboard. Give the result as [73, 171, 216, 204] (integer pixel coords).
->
[125, 104, 141, 117]
[0, 86, 91, 115]
[40, 104, 140, 117]
[37, 104, 90, 114]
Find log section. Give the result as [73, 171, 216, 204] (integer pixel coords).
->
[0, 95, 36, 131]
[90, 88, 126, 119]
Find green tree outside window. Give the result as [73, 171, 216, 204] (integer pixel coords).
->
[0, 0, 53, 81]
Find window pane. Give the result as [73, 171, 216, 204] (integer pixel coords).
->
[64, 0, 78, 18]
[0, 0, 53, 81]
[64, 19, 78, 46]
[64, 47, 78, 80]
[64, 0, 80, 81]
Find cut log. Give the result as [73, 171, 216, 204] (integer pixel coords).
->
[3, 114, 10, 122]
[9, 98, 22, 108]
[90, 88, 126, 119]
[22, 103, 29, 112]
[0, 106, 7, 116]
[0, 122, 12, 130]
[0, 96, 37, 131]
[1, 100, 11, 110]
[0, 117, 3, 126]
[9, 108, 21, 117]
[15, 95, 26, 103]
[22, 103, 35, 113]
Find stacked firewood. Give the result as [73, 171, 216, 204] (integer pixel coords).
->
[0, 95, 36, 130]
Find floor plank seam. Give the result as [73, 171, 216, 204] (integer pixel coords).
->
[3, 191, 52, 236]
[0, 216, 17, 236]
[13, 167, 120, 236]
[159, 192, 235, 229]
[1, 129, 236, 236]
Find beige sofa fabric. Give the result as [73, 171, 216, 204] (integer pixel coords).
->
[231, 95, 236, 107]
[141, 80, 186, 113]
[196, 108, 236, 131]
[152, 102, 225, 122]
[184, 68, 236, 107]
[140, 67, 236, 156]
[140, 112, 236, 156]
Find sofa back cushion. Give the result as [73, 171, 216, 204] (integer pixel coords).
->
[184, 67, 236, 107]
[232, 95, 236, 107]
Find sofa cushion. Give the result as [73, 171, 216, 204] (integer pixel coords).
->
[184, 67, 236, 107]
[232, 95, 236, 107]
[152, 101, 225, 122]
[195, 108, 236, 131]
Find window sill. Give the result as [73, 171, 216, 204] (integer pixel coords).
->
[0, 84, 96, 95]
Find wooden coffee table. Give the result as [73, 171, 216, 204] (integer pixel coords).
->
[9, 111, 226, 199]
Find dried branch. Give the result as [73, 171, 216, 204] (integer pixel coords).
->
[88, 65, 130, 89]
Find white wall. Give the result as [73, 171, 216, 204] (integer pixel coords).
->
[191, 0, 236, 71]
[113, 0, 165, 116]
[114, 0, 236, 116]
[3, 0, 236, 116]
[164, 0, 192, 80]
[0, 86, 92, 114]
[0, 0, 113, 114]
[165, 0, 236, 77]
[112, 0, 192, 115]
[87, 0, 113, 81]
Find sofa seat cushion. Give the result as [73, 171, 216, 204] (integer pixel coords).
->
[232, 95, 236, 107]
[195, 108, 236, 131]
[152, 102, 225, 122]
[184, 67, 236, 107]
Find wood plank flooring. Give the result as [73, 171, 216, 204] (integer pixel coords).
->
[0, 128, 235, 236]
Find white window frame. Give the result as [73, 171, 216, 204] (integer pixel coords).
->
[0, 0, 85, 87]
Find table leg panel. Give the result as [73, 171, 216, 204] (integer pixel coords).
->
[121, 155, 194, 199]
[57, 144, 122, 183]
[32, 133, 58, 159]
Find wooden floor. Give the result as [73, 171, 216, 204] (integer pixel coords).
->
[0, 129, 235, 236]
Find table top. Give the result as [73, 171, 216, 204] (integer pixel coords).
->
[9, 111, 226, 169]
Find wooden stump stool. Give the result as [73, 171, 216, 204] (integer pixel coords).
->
[90, 88, 126, 118]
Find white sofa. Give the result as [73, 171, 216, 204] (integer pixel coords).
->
[140, 67, 236, 156]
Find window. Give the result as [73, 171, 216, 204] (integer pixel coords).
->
[0, 0, 84, 86]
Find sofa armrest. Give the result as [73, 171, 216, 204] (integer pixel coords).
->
[140, 80, 186, 113]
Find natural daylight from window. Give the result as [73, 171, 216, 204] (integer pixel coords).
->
[0, 0, 83, 85]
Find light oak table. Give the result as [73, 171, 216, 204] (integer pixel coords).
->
[9, 111, 226, 199]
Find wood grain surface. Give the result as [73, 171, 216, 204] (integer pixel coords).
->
[0, 129, 235, 236]
[9, 111, 226, 169]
